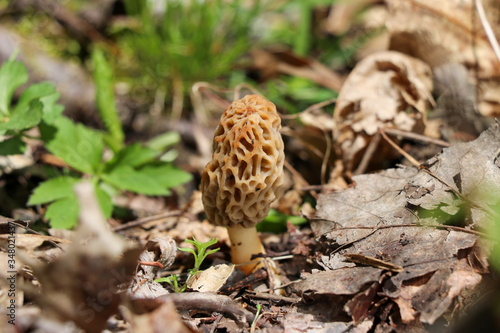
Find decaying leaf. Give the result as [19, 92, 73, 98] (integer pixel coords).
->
[0, 234, 70, 253]
[333, 51, 433, 171]
[295, 123, 500, 328]
[283, 310, 352, 332]
[386, 0, 500, 117]
[26, 182, 142, 332]
[187, 263, 234, 292]
[129, 237, 177, 299]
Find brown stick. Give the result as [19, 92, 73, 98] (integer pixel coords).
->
[245, 291, 301, 304]
[382, 127, 450, 147]
[113, 211, 182, 231]
[354, 131, 381, 175]
[132, 293, 254, 325]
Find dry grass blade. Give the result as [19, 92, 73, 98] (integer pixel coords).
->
[475, 0, 500, 63]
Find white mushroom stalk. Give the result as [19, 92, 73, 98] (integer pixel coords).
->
[201, 94, 285, 275]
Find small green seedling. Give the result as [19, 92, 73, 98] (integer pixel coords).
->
[156, 237, 220, 293]
[251, 303, 262, 333]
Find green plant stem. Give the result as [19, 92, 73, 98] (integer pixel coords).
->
[250, 303, 262, 333]
[295, 2, 311, 56]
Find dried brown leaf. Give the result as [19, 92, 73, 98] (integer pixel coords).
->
[187, 264, 234, 292]
[303, 123, 500, 326]
[0, 234, 69, 253]
[386, 0, 500, 117]
[333, 51, 433, 171]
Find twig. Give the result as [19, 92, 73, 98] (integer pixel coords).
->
[275, 57, 343, 92]
[113, 211, 182, 231]
[382, 127, 450, 147]
[234, 83, 262, 100]
[190, 82, 232, 125]
[245, 291, 301, 304]
[321, 128, 332, 185]
[379, 128, 421, 166]
[7, 220, 66, 251]
[310, 218, 491, 238]
[133, 293, 254, 325]
[209, 313, 223, 333]
[330, 228, 379, 254]
[283, 159, 318, 199]
[138, 261, 164, 269]
[257, 279, 303, 293]
[343, 253, 404, 272]
[354, 131, 381, 175]
[220, 268, 268, 294]
[281, 128, 326, 160]
[279, 98, 337, 120]
[300, 184, 345, 192]
[475, 0, 500, 63]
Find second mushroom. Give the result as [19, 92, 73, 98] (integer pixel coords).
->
[201, 94, 285, 274]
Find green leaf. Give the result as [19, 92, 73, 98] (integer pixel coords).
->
[40, 92, 64, 124]
[95, 184, 113, 218]
[101, 165, 171, 195]
[28, 176, 80, 205]
[92, 49, 124, 150]
[0, 136, 26, 155]
[13, 82, 57, 114]
[257, 209, 308, 233]
[159, 149, 178, 163]
[178, 247, 196, 256]
[138, 164, 192, 189]
[0, 100, 43, 131]
[45, 196, 79, 229]
[0, 56, 28, 116]
[146, 131, 180, 151]
[41, 117, 104, 174]
[105, 143, 159, 170]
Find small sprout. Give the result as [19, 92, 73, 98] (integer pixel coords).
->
[156, 237, 219, 293]
[251, 303, 262, 333]
[201, 94, 285, 274]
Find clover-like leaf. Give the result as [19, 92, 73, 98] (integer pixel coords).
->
[104, 143, 159, 171]
[45, 196, 80, 229]
[138, 163, 193, 190]
[0, 100, 43, 131]
[28, 176, 80, 205]
[13, 82, 57, 114]
[41, 117, 104, 174]
[101, 165, 170, 195]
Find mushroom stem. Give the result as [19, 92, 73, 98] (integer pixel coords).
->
[226, 224, 265, 275]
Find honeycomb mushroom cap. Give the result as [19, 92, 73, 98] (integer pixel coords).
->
[201, 94, 285, 228]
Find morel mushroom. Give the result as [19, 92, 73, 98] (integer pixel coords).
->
[201, 94, 285, 274]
